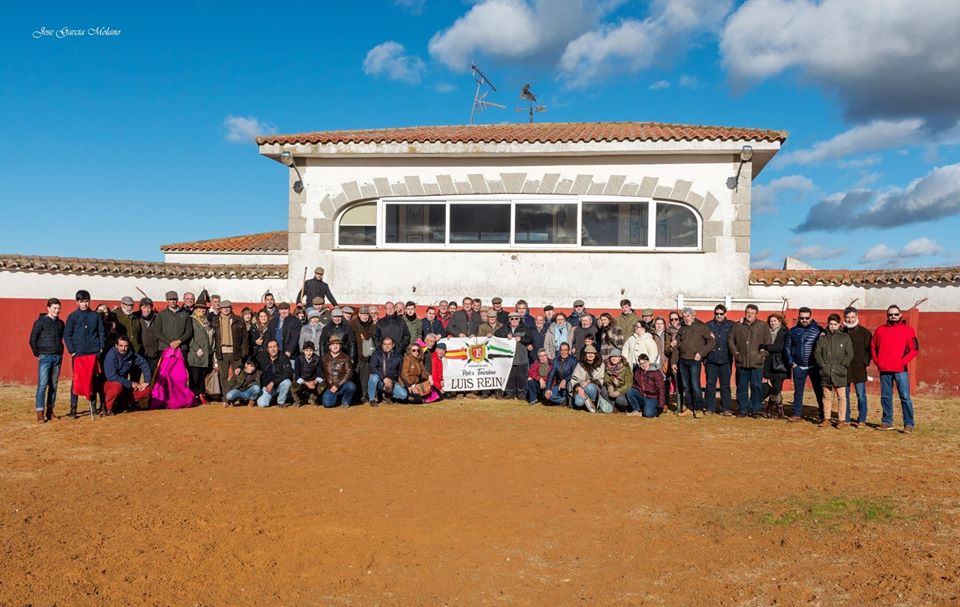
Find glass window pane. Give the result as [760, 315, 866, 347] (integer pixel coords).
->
[338, 226, 376, 246]
[656, 204, 698, 248]
[581, 202, 648, 247]
[514, 203, 577, 244]
[340, 202, 377, 226]
[450, 204, 510, 244]
[385, 204, 446, 244]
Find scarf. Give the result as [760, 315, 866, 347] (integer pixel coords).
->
[844, 320, 859, 329]
[606, 357, 624, 378]
[553, 323, 569, 344]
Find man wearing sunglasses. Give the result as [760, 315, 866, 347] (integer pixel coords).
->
[871, 305, 919, 433]
[784, 307, 825, 422]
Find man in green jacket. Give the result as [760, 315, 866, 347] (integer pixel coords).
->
[155, 291, 193, 354]
[814, 313, 854, 428]
[728, 304, 772, 417]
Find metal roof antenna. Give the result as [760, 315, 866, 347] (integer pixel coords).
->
[516, 83, 546, 123]
[469, 63, 505, 125]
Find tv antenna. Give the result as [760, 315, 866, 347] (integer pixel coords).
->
[517, 83, 547, 123]
[469, 63, 505, 125]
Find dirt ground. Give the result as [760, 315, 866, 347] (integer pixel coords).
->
[1, 384, 958, 607]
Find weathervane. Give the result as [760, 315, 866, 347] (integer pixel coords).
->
[517, 83, 547, 123]
[469, 63, 505, 125]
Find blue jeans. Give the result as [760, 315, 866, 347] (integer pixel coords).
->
[368, 374, 409, 401]
[791, 366, 824, 418]
[545, 384, 568, 405]
[625, 388, 659, 417]
[845, 382, 868, 423]
[704, 362, 732, 412]
[880, 372, 915, 428]
[322, 381, 357, 408]
[526, 378, 543, 404]
[677, 359, 704, 411]
[256, 379, 292, 407]
[573, 383, 599, 409]
[735, 367, 764, 415]
[36, 354, 62, 412]
[224, 385, 261, 403]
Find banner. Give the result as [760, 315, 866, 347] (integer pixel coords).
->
[440, 336, 517, 392]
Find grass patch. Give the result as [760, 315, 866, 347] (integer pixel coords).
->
[760, 495, 898, 527]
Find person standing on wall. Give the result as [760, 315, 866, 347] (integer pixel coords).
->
[728, 304, 771, 418]
[871, 305, 920, 433]
[29, 298, 65, 423]
[298, 266, 338, 307]
[842, 306, 873, 428]
[704, 304, 735, 415]
[784, 307, 825, 423]
[64, 290, 105, 420]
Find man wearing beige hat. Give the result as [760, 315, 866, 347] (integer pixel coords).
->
[299, 266, 338, 307]
[351, 305, 378, 400]
[212, 300, 248, 389]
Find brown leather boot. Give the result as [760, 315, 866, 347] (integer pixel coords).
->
[36, 410, 46, 423]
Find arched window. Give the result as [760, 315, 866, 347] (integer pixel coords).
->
[655, 202, 699, 248]
[337, 202, 376, 246]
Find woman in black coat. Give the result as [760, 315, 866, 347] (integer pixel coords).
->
[761, 312, 790, 417]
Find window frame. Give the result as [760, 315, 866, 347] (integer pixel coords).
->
[333, 194, 702, 252]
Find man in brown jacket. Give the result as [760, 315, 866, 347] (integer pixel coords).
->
[212, 300, 249, 389]
[321, 335, 356, 408]
[670, 307, 716, 417]
[728, 304, 772, 417]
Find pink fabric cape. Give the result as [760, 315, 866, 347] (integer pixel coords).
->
[149, 347, 196, 410]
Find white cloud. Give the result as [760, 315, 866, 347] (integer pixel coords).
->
[649, 79, 671, 91]
[752, 174, 814, 213]
[751, 249, 779, 269]
[838, 155, 882, 169]
[720, 0, 960, 126]
[792, 242, 847, 261]
[677, 74, 701, 89]
[434, 83, 456, 93]
[363, 41, 427, 84]
[394, 0, 425, 15]
[777, 118, 925, 166]
[223, 115, 275, 144]
[852, 172, 882, 189]
[796, 163, 960, 232]
[428, 0, 616, 71]
[860, 238, 943, 265]
[559, 0, 733, 88]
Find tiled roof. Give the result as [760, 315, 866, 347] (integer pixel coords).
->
[0, 254, 288, 279]
[750, 267, 960, 286]
[257, 121, 787, 146]
[160, 231, 288, 253]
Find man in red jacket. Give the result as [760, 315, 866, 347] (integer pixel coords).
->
[870, 305, 919, 433]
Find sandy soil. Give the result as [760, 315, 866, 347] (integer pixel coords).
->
[1, 383, 958, 606]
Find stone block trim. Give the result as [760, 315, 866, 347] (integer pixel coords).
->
[307, 173, 734, 251]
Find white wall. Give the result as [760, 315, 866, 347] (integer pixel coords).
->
[0, 271, 288, 303]
[750, 283, 960, 312]
[163, 252, 288, 265]
[295, 154, 749, 308]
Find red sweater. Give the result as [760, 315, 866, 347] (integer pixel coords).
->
[870, 322, 919, 373]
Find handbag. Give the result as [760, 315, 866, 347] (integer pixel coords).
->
[362, 338, 375, 358]
[596, 394, 615, 414]
[770, 353, 787, 374]
[204, 369, 222, 396]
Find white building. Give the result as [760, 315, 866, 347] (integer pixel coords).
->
[257, 121, 786, 308]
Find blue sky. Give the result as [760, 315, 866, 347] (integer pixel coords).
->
[2, 1, 959, 268]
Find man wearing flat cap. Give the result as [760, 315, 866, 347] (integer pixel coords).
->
[155, 290, 193, 354]
[298, 266, 338, 307]
[491, 297, 509, 326]
[113, 295, 142, 356]
[212, 299, 249, 389]
[320, 307, 356, 362]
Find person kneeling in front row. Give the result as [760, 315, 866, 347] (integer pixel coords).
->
[625, 353, 665, 417]
[367, 337, 407, 406]
[321, 335, 356, 408]
[224, 359, 261, 407]
[256, 340, 294, 407]
[102, 335, 152, 416]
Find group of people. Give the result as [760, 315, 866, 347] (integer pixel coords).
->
[28, 266, 920, 432]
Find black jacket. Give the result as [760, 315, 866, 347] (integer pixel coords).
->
[259, 353, 294, 386]
[447, 310, 480, 337]
[369, 347, 403, 381]
[295, 353, 322, 382]
[30, 314, 64, 356]
[373, 314, 410, 353]
[155, 307, 193, 352]
[505, 324, 534, 364]
[421, 317, 446, 338]
[762, 325, 790, 380]
[135, 311, 160, 358]
[320, 320, 357, 361]
[299, 277, 337, 306]
[266, 315, 303, 358]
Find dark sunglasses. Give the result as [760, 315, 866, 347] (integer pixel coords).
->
[887, 313, 901, 317]
[714, 312, 725, 316]
[669, 317, 680, 322]
[798, 316, 811, 320]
